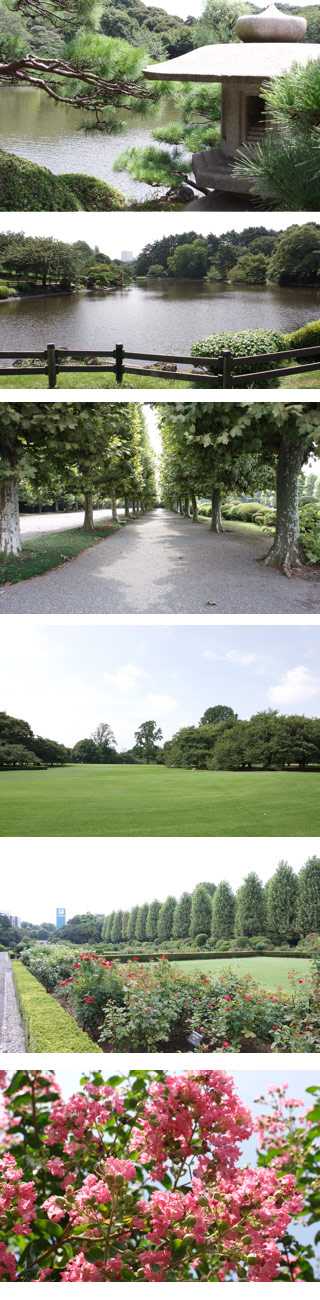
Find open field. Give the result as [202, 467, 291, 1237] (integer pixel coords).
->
[175, 955, 312, 992]
[0, 764, 319, 836]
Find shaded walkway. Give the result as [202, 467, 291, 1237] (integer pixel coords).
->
[0, 953, 25, 1051]
[0, 509, 319, 614]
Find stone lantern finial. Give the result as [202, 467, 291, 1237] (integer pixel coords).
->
[236, 3, 307, 41]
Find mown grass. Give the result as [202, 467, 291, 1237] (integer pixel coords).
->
[0, 523, 119, 585]
[13, 961, 99, 1051]
[175, 955, 312, 992]
[0, 372, 190, 390]
[0, 764, 319, 837]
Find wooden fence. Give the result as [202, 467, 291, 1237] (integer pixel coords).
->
[1, 340, 320, 386]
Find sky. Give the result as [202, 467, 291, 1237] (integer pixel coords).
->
[2, 836, 319, 923]
[0, 213, 316, 262]
[2, 623, 320, 756]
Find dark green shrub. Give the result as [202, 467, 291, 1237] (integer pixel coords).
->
[0, 150, 80, 211]
[192, 328, 284, 387]
[61, 173, 126, 211]
[284, 320, 320, 350]
[299, 502, 320, 564]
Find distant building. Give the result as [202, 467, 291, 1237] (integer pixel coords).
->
[56, 907, 66, 930]
[0, 912, 20, 928]
[121, 250, 133, 263]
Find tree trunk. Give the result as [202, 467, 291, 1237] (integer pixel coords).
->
[0, 477, 21, 554]
[124, 495, 130, 520]
[112, 495, 118, 523]
[191, 492, 198, 522]
[184, 495, 189, 517]
[263, 435, 305, 576]
[178, 498, 183, 514]
[84, 490, 94, 531]
[210, 488, 223, 533]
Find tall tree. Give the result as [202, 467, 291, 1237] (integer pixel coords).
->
[190, 884, 212, 939]
[134, 720, 163, 764]
[135, 903, 148, 943]
[235, 873, 265, 937]
[110, 910, 123, 944]
[298, 857, 320, 935]
[200, 706, 237, 726]
[146, 899, 161, 941]
[172, 892, 192, 939]
[157, 895, 176, 942]
[266, 860, 299, 943]
[211, 881, 235, 941]
[127, 906, 139, 942]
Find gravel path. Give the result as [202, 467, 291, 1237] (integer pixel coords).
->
[0, 953, 25, 1052]
[20, 507, 125, 538]
[0, 509, 319, 614]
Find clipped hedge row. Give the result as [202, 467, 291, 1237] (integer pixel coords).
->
[13, 962, 99, 1052]
[95, 948, 312, 962]
[0, 149, 126, 212]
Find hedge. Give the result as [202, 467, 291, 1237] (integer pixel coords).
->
[94, 948, 312, 962]
[0, 149, 126, 212]
[191, 328, 284, 387]
[13, 962, 99, 1051]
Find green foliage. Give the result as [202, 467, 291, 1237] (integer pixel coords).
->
[284, 319, 320, 350]
[146, 899, 161, 940]
[0, 742, 45, 769]
[167, 238, 209, 279]
[13, 961, 99, 1050]
[115, 144, 188, 189]
[268, 222, 320, 285]
[299, 501, 320, 562]
[190, 884, 212, 939]
[229, 252, 269, 285]
[158, 895, 177, 941]
[172, 892, 192, 939]
[298, 857, 320, 936]
[212, 881, 235, 941]
[0, 150, 82, 211]
[235, 873, 265, 938]
[61, 172, 126, 210]
[235, 131, 320, 210]
[192, 328, 284, 387]
[100, 0, 196, 59]
[135, 903, 148, 942]
[266, 860, 299, 943]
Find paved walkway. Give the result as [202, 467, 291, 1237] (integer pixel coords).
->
[20, 507, 124, 538]
[0, 509, 319, 614]
[0, 953, 25, 1052]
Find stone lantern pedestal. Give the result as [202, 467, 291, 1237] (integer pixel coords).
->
[144, 8, 320, 198]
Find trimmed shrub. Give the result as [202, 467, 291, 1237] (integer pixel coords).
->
[284, 320, 320, 350]
[192, 328, 284, 387]
[0, 150, 80, 211]
[299, 503, 320, 564]
[0, 281, 15, 299]
[13, 962, 99, 1051]
[61, 172, 126, 211]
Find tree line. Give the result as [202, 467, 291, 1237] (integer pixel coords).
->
[135, 224, 320, 288]
[0, 404, 156, 557]
[2, 704, 320, 772]
[101, 857, 320, 947]
[159, 402, 320, 575]
[0, 232, 131, 298]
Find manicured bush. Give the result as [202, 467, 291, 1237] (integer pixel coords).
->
[192, 328, 284, 387]
[299, 503, 320, 564]
[0, 150, 80, 211]
[283, 319, 320, 350]
[13, 962, 99, 1051]
[61, 172, 127, 211]
[0, 281, 15, 299]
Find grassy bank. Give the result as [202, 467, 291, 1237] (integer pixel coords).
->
[13, 961, 99, 1051]
[0, 764, 319, 836]
[0, 523, 119, 585]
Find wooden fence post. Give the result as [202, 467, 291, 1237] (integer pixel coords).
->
[115, 343, 124, 385]
[47, 343, 57, 389]
[222, 349, 232, 388]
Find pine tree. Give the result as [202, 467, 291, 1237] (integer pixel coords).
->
[190, 885, 212, 939]
[122, 911, 130, 942]
[298, 856, 320, 935]
[267, 860, 298, 942]
[158, 895, 177, 942]
[111, 910, 123, 944]
[103, 912, 114, 943]
[128, 906, 139, 942]
[211, 881, 235, 941]
[172, 892, 192, 939]
[146, 899, 161, 941]
[235, 873, 265, 937]
[136, 903, 148, 943]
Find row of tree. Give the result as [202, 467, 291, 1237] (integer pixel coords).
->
[136, 224, 320, 288]
[0, 404, 156, 557]
[101, 858, 320, 947]
[159, 402, 320, 574]
[0, 232, 131, 294]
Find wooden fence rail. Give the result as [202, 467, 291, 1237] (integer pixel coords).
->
[1, 341, 320, 387]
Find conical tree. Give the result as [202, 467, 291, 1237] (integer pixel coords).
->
[111, 910, 123, 944]
[267, 860, 298, 942]
[103, 912, 114, 943]
[158, 895, 176, 942]
[190, 885, 212, 939]
[211, 881, 235, 942]
[235, 873, 265, 937]
[298, 856, 320, 935]
[146, 899, 161, 942]
[128, 906, 139, 942]
[172, 892, 192, 939]
[122, 911, 130, 942]
[136, 903, 148, 943]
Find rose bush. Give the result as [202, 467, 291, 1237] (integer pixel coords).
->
[0, 1068, 309, 1281]
[21, 950, 320, 1053]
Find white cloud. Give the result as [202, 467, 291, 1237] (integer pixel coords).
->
[226, 652, 258, 667]
[103, 664, 147, 692]
[146, 693, 177, 713]
[269, 665, 320, 710]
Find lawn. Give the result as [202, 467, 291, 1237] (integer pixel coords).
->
[0, 373, 189, 389]
[0, 764, 319, 836]
[0, 524, 119, 584]
[175, 955, 312, 992]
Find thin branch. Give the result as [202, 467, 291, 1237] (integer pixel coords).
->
[0, 54, 152, 108]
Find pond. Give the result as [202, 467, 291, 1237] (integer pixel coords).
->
[0, 86, 172, 203]
[0, 282, 319, 357]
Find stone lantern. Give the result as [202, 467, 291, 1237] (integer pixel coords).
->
[144, 5, 320, 198]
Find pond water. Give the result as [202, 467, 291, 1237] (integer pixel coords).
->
[0, 282, 319, 357]
[0, 86, 172, 202]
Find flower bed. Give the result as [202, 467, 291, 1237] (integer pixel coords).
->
[0, 1067, 313, 1281]
[20, 948, 320, 1053]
